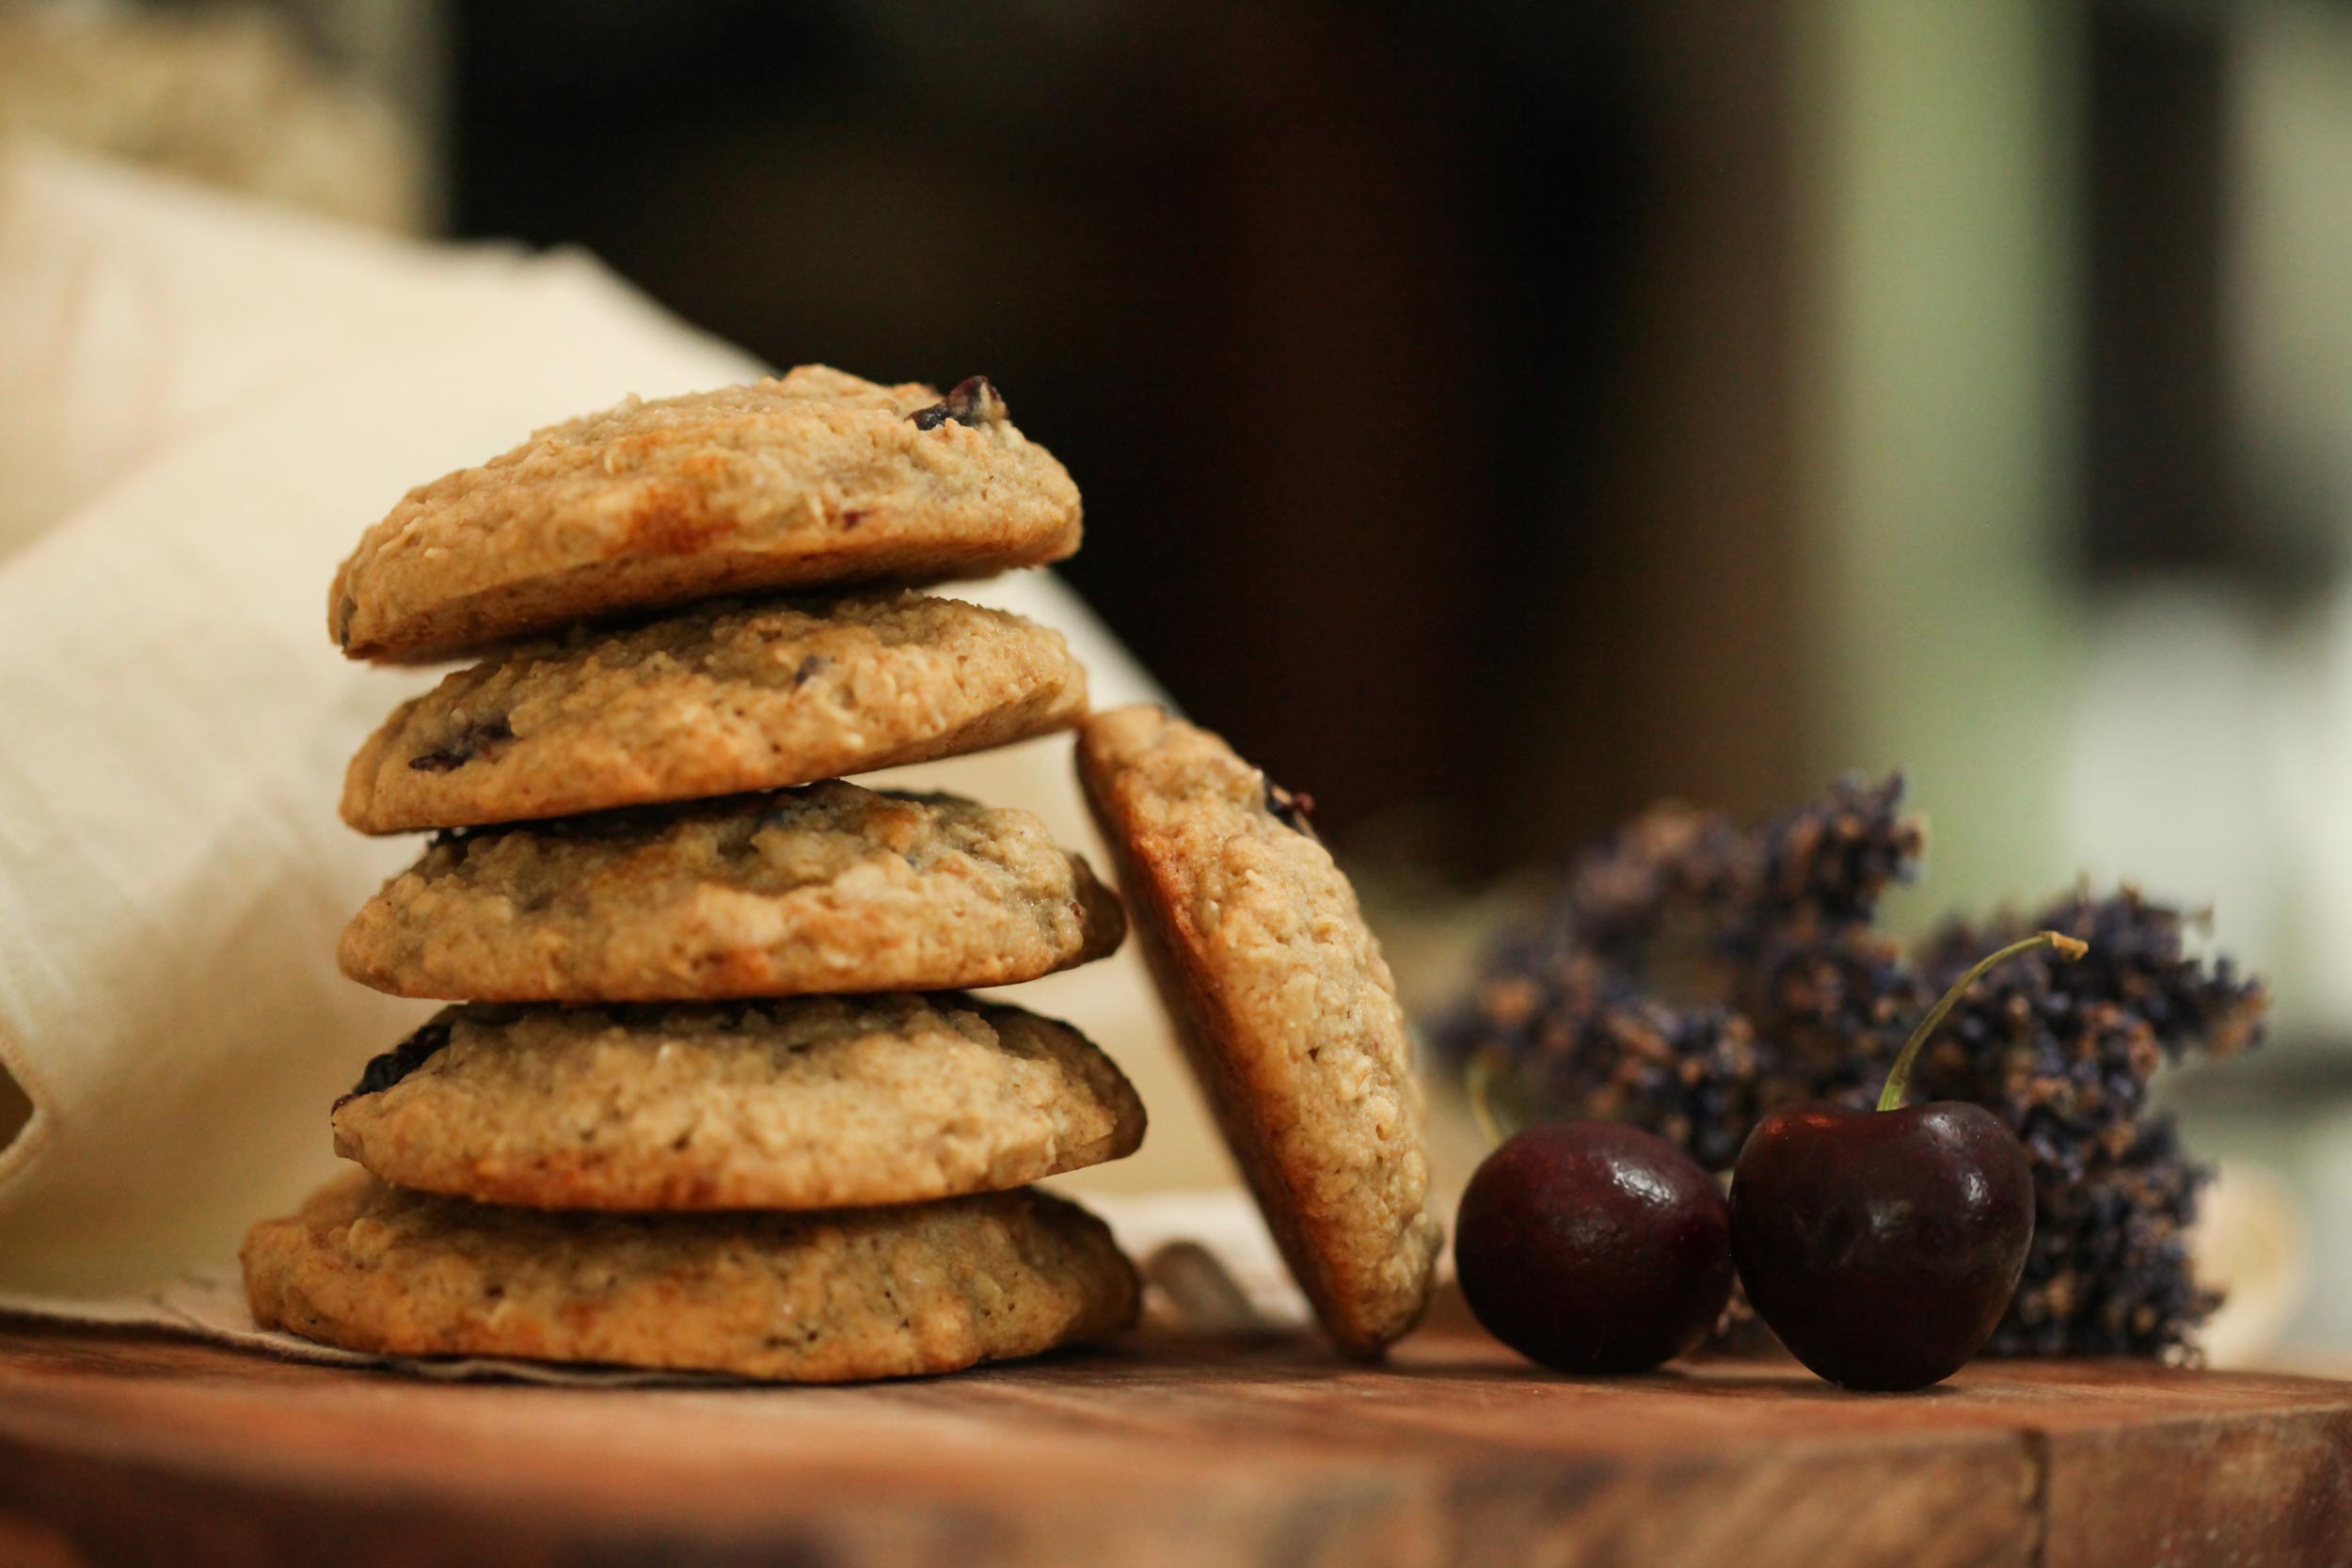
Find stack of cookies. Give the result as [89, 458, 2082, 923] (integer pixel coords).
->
[243, 367, 1149, 1382]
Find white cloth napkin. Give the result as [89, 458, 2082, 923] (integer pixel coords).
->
[0, 141, 1232, 1298]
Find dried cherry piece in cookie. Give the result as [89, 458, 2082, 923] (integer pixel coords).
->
[1263, 777, 1318, 837]
[909, 375, 1009, 431]
[405, 715, 514, 773]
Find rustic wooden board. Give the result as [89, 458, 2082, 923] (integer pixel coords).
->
[0, 1312, 2347, 1568]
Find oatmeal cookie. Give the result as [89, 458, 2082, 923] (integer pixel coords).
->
[329, 995, 1146, 1211]
[341, 591, 1087, 833]
[341, 782, 1123, 1001]
[1075, 705, 1439, 1356]
[330, 367, 1081, 661]
[243, 1170, 1138, 1381]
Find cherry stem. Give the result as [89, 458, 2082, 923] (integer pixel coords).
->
[1876, 930, 2090, 1113]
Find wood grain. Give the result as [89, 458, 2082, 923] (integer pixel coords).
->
[0, 1316, 2345, 1568]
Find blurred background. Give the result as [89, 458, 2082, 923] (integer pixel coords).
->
[8, 0, 2352, 1351]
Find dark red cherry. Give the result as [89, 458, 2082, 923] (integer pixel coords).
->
[1455, 1121, 1734, 1374]
[1731, 1101, 2032, 1390]
[1728, 931, 2081, 1391]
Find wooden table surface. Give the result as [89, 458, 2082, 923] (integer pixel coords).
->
[1, 1312, 2347, 1568]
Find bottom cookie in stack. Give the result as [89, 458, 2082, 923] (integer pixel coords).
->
[246, 1174, 1136, 1383]
[245, 993, 1146, 1381]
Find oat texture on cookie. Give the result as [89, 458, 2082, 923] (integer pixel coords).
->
[1076, 704, 1441, 1357]
[329, 365, 1081, 662]
[251, 369, 1143, 1382]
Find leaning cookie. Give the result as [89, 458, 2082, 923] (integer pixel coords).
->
[341, 783, 1124, 1002]
[243, 1171, 1138, 1382]
[341, 591, 1087, 833]
[330, 995, 1146, 1211]
[1075, 705, 1440, 1358]
[330, 366, 1082, 662]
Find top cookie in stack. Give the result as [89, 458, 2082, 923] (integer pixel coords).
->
[244, 368, 1145, 1384]
[328, 366, 1079, 663]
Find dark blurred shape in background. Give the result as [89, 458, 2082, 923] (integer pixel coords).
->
[441, 1, 1736, 877]
[20, 0, 2348, 881]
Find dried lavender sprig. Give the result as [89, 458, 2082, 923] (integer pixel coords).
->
[1918, 889, 2268, 1071]
[1908, 888, 2268, 1173]
[1988, 1116, 2217, 1359]
[1441, 774, 1922, 1048]
[1559, 773, 1923, 972]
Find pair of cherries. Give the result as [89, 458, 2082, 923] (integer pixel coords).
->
[1454, 932, 2084, 1391]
